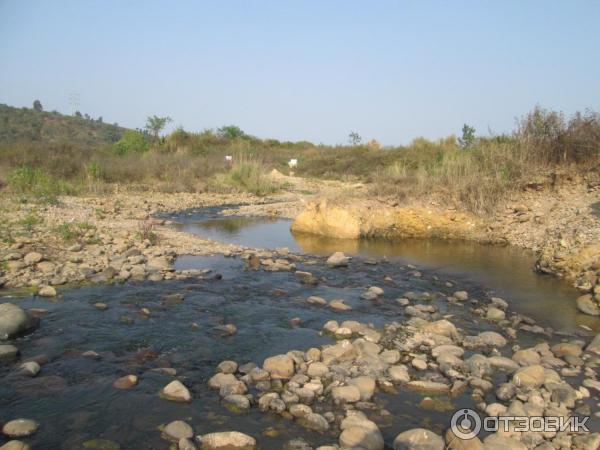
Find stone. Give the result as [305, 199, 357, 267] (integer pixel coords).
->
[477, 331, 507, 348]
[263, 354, 294, 379]
[113, 374, 137, 389]
[2, 419, 39, 438]
[307, 296, 327, 306]
[422, 320, 458, 339]
[512, 365, 545, 388]
[199, 431, 256, 449]
[406, 381, 450, 394]
[388, 365, 410, 383]
[0, 442, 31, 450]
[329, 299, 352, 311]
[444, 427, 484, 450]
[326, 252, 349, 267]
[162, 420, 193, 442]
[512, 349, 540, 366]
[0, 303, 34, 339]
[19, 361, 40, 377]
[339, 425, 384, 450]
[209, 373, 238, 389]
[217, 360, 238, 374]
[38, 286, 57, 297]
[307, 362, 329, 377]
[551, 342, 582, 358]
[486, 307, 506, 321]
[24, 252, 43, 265]
[223, 394, 250, 412]
[431, 345, 464, 359]
[332, 385, 361, 403]
[297, 413, 330, 433]
[393, 428, 444, 450]
[482, 434, 527, 450]
[179, 438, 197, 450]
[348, 376, 376, 401]
[487, 356, 519, 373]
[161, 380, 191, 402]
[587, 334, 600, 354]
[576, 294, 600, 316]
[453, 291, 469, 301]
[0, 344, 19, 362]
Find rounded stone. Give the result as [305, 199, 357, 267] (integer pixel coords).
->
[2, 419, 39, 438]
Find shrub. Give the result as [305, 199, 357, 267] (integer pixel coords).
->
[112, 130, 149, 155]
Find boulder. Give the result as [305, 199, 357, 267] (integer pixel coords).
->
[586, 334, 600, 354]
[162, 420, 193, 442]
[576, 294, 600, 316]
[263, 354, 294, 379]
[199, 431, 256, 450]
[393, 428, 444, 450]
[332, 385, 361, 403]
[512, 365, 545, 388]
[160, 380, 191, 402]
[38, 286, 57, 297]
[326, 252, 349, 268]
[0, 344, 19, 362]
[0, 303, 35, 340]
[2, 419, 39, 438]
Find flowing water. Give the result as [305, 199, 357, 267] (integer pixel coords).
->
[1, 206, 597, 449]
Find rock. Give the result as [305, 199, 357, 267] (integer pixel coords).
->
[0, 303, 35, 339]
[223, 394, 250, 412]
[326, 252, 349, 267]
[179, 438, 197, 450]
[0, 344, 19, 362]
[263, 354, 294, 379]
[198, 431, 256, 450]
[307, 296, 327, 306]
[295, 271, 318, 285]
[453, 291, 469, 301]
[339, 425, 384, 450]
[512, 365, 545, 388]
[332, 385, 361, 403]
[431, 345, 464, 359]
[162, 420, 193, 442]
[445, 427, 484, 450]
[329, 299, 352, 311]
[388, 365, 410, 383]
[217, 360, 238, 374]
[486, 307, 506, 321]
[322, 320, 339, 333]
[551, 342, 582, 358]
[24, 252, 43, 265]
[406, 381, 450, 394]
[160, 380, 191, 402]
[93, 302, 108, 311]
[335, 327, 353, 339]
[307, 362, 329, 377]
[113, 374, 138, 389]
[0, 441, 31, 450]
[412, 358, 428, 370]
[2, 419, 39, 438]
[576, 294, 600, 316]
[348, 376, 376, 401]
[477, 331, 507, 348]
[512, 349, 540, 366]
[298, 413, 330, 433]
[393, 428, 444, 450]
[482, 434, 527, 450]
[586, 334, 600, 354]
[19, 361, 40, 377]
[38, 286, 57, 297]
[422, 320, 458, 339]
[487, 356, 519, 373]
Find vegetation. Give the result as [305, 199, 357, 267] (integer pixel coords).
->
[0, 102, 598, 213]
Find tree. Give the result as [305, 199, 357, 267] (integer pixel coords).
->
[348, 131, 362, 146]
[145, 115, 172, 140]
[217, 125, 245, 140]
[33, 100, 43, 112]
[74, 111, 82, 118]
[112, 130, 149, 155]
[458, 124, 476, 149]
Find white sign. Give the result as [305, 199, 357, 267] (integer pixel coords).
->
[225, 155, 233, 161]
[288, 158, 298, 168]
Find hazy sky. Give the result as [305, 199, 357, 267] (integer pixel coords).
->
[1, 1, 598, 145]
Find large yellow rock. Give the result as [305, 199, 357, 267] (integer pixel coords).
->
[291, 199, 480, 241]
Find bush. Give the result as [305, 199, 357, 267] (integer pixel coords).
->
[7, 166, 71, 203]
[112, 130, 149, 155]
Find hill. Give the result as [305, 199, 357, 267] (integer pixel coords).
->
[0, 103, 126, 148]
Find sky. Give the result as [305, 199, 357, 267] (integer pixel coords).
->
[0, 1, 599, 145]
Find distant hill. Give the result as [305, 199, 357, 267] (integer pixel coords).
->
[0, 103, 127, 148]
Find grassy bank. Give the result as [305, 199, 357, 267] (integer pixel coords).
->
[0, 105, 598, 213]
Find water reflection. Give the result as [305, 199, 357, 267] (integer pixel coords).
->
[169, 211, 597, 332]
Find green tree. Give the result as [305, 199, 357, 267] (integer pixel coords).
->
[348, 131, 362, 145]
[145, 115, 172, 140]
[458, 124, 476, 149]
[112, 130, 149, 155]
[217, 125, 245, 139]
[33, 100, 43, 112]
